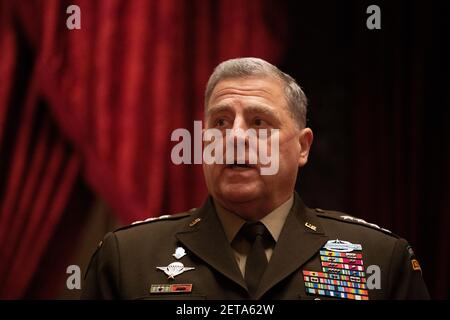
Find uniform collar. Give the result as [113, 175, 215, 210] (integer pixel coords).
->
[214, 196, 294, 244]
[175, 192, 329, 297]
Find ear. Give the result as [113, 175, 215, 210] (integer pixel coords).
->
[298, 128, 313, 167]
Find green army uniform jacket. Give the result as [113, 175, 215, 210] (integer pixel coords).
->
[82, 193, 429, 300]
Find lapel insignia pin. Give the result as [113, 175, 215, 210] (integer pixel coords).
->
[305, 222, 317, 231]
[189, 218, 201, 227]
[157, 262, 195, 279]
[173, 247, 187, 259]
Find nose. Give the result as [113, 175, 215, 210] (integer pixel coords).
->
[228, 115, 249, 144]
[224, 115, 255, 165]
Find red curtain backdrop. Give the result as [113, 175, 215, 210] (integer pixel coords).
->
[0, 0, 286, 299]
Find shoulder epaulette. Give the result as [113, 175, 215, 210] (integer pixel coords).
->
[114, 210, 195, 232]
[314, 208, 398, 237]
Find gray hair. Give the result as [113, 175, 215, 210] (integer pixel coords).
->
[204, 57, 308, 128]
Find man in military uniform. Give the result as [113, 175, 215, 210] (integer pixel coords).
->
[82, 58, 429, 300]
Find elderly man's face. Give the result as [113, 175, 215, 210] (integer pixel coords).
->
[203, 76, 313, 218]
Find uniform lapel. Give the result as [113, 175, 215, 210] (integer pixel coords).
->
[255, 194, 329, 299]
[175, 198, 247, 291]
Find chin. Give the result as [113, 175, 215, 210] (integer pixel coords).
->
[217, 184, 261, 204]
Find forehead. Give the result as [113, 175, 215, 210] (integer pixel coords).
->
[208, 76, 287, 110]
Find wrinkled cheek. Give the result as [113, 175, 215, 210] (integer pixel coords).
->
[270, 151, 297, 181]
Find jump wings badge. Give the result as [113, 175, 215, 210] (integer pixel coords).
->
[156, 262, 195, 279]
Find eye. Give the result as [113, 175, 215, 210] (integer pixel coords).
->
[214, 118, 228, 128]
[253, 117, 266, 127]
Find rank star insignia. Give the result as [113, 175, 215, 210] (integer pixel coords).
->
[173, 247, 187, 259]
[156, 262, 195, 279]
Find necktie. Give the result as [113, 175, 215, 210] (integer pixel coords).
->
[240, 222, 272, 298]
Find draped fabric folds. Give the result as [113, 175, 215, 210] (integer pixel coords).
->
[0, 0, 285, 298]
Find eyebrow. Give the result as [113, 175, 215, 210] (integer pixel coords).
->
[206, 104, 279, 119]
[245, 105, 278, 118]
[205, 104, 233, 118]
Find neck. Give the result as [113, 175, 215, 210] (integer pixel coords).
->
[214, 194, 293, 221]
